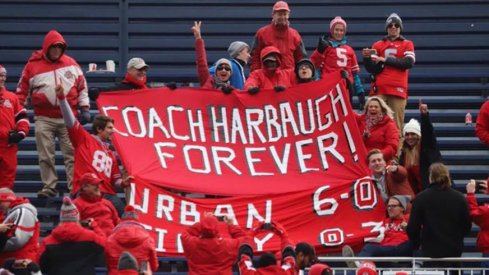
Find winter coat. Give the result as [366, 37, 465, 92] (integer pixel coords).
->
[16, 30, 88, 118]
[467, 193, 489, 253]
[210, 58, 247, 90]
[245, 46, 294, 90]
[355, 113, 399, 163]
[238, 254, 296, 275]
[73, 194, 120, 237]
[384, 165, 415, 201]
[0, 88, 29, 148]
[195, 38, 231, 90]
[250, 23, 306, 71]
[38, 222, 106, 275]
[105, 220, 158, 275]
[476, 100, 489, 147]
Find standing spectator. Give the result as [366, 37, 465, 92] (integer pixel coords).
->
[342, 195, 413, 268]
[294, 242, 317, 272]
[476, 100, 489, 147]
[89, 57, 151, 101]
[0, 65, 29, 190]
[55, 82, 131, 215]
[466, 179, 489, 269]
[73, 173, 120, 237]
[363, 13, 415, 132]
[311, 16, 365, 108]
[407, 163, 471, 270]
[38, 196, 106, 275]
[398, 103, 442, 194]
[293, 59, 316, 84]
[250, 1, 306, 71]
[367, 149, 414, 203]
[105, 205, 158, 275]
[209, 41, 250, 90]
[182, 213, 246, 275]
[238, 221, 297, 275]
[355, 96, 399, 163]
[0, 188, 39, 265]
[245, 46, 293, 93]
[192, 21, 235, 94]
[16, 30, 90, 197]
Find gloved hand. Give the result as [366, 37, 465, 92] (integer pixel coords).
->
[317, 36, 330, 54]
[166, 82, 177, 90]
[248, 86, 260, 95]
[8, 130, 25, 144]
[274, 85, 286, 92]
[88, 87, 101, 101]
[80, 110, 91, 125]
[221, 85, 234, 94]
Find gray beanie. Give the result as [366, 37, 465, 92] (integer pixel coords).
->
[227, 41, 249, 58]
[214, 58, 233, 74]
[391, 195, 410, 210]
[385, 13, 403, 31]
[118, 251, 139, 271]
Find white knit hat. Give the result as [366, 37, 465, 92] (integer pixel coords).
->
[403, 118, 421, 137]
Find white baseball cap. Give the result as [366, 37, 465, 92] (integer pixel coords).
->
[127, 57, 149, 69]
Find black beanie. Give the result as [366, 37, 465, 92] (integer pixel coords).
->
[117, 251, 139, 271]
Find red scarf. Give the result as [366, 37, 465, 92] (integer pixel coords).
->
[123, 73, 147, 89]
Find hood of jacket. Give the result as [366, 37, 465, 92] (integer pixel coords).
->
[9, 197, 38, 218]
[260, 46, 282, 68]
[113, 222, 150, 247]
[51, 222, 87, 242]
[29, 30, 67, 62]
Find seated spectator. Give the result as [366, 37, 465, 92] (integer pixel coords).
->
[73, 173, 120, 237]
[105, 205, 158, 275]
[399, 102, 442, 194]
[308, 263, 333, 275]
[476, 99, 489, 147]
[245, 46, 294, 94]
[294, 241, 317, 272]
[367, 149, 414, 202]
[182, 213, 246, 275]
[209, 41, 250, 90]
[0, 188, 39, 266]
[117, 251, 140, 275]
[38, 197, 106, 275]
[310, 16, 365, 108]
[238, 221, 297, 275]
[192, 21, 235, 94]
[294, 59, 316, 84]
[89, 57, 151, 100]
[466, 179, 489, 269]
[355, 96, 399, 163]
[407, 163, 471, 271]
[342, 195, 413, 268]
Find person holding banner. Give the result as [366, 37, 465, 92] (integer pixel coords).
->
[54, 82, 131, 216]
[294, 59, 317, 84]
[238, 221, 298, 275]
[310, 16, 365, 108]
[355, 96, 399, 163]
[192, 21, 235, 94]
[245, 46, 294, 94]
[209, 41, 250, 90]
[182, 213, 246, 275]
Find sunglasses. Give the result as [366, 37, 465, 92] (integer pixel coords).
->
[51, 44, 65, 49]
[216, 65, 231, 72]
[387, 204, 401, 208]
[388, 23, 400, 28]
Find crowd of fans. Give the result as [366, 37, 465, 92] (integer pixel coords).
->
[0, 0, 488, 274]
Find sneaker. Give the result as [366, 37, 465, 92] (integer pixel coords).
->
[342, 245, 360, 268]
[37, 188, 58, 198]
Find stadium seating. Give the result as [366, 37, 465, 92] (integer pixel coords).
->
[1, 0, 488, 273]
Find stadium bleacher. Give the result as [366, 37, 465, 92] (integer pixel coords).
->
[1, 0, 489, 273]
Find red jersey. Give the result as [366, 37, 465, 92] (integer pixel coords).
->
[68, 122, 121, 195]
[0, 88, 29, 147]
[382, 214, 410, 246]
[311, 43, 359, 82]
[371, 37, 415, 99]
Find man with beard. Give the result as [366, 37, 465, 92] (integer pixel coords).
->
[250, 1, 306, 71]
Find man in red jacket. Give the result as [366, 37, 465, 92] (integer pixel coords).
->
[38, 196, 106, 275]
[250, 1, 306, 71]
[0, 188, 39, 265]
[182, 213, 246, 275]
[73, 173, 120, 237]
[105, 205, 158, 275]
[0, 65, 29, 190]
[16, 30, 90, 198]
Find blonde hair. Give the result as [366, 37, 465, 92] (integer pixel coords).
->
[429, 162, 451, 189]
[363, 96, 394, 119]
[402, 143, 420, 168]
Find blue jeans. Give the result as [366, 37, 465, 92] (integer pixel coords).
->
[358, 240, 413, 257]
[104, 193, 126, 217]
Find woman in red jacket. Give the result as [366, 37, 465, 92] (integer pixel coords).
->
[466, 179, 489, 269]
[355, 96, 399, 163]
